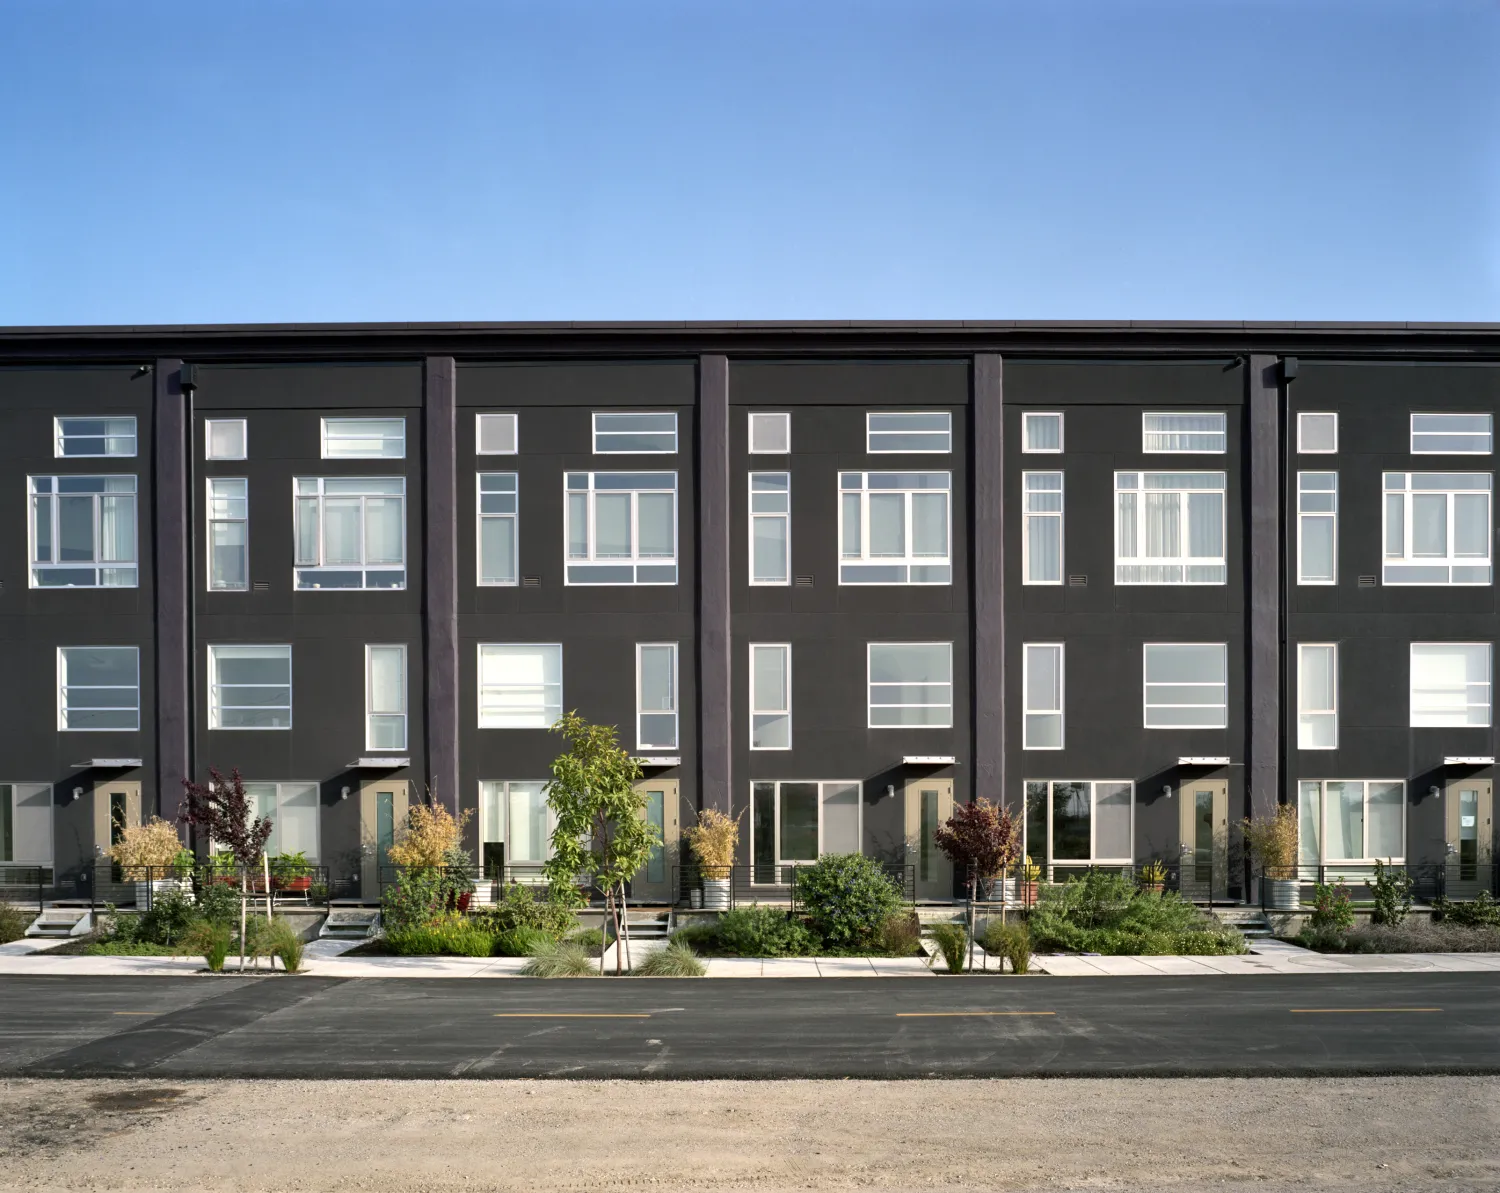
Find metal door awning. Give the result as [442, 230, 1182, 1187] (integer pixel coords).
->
[1177, 756, 1231, 766]
[1444, 756, 1494, 765]
[634, 756, 681, 767]
[346, 756, 410, 768]
[903, 755, 956, 765]
[70, 758, 143, 768]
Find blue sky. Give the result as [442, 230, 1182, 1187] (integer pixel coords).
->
[1, 1, 1496, 324]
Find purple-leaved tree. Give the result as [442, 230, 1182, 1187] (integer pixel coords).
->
[180, 768, 273, 972]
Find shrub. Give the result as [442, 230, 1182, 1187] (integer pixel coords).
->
[634, 941, 706, 977]
[793, 854, 903, 948]
[565, 927, 606, 957]
[716, 906, 816, 956]
[670, 922, 721, 952]
[0, 902, 31, 944]
[929, 923, 967, 973]
[1029, 870, 1247, 956]
[1433, 891, 1500, 927]
[109, 818, 187, 870]
[1303, 918, 1500, 954]
[1370, 860, 1414, 926]
[1242, 805, 1299, 875]
[1309, 880, 1355, 932]
[520, 939, 596, 977]
[982, 921, 1032, 974]
[381, 867, 445, 932]
[492, 926, 555, 957]
[876, 911, 922, 957]
[263, 918, 305, 972]
[481, 884, 579, 939]
[135, 889, 198, 947]
[388, 803, 471, 868]
[194, 879, 240, 927]
[386, 914, 494, 957]
[183, 921, 233, 972]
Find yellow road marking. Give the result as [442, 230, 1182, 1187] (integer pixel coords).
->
[895, 1011, 1056, 1017]
[493, 1013, 651, 1019]
[1289, 1008, 1442, 1014]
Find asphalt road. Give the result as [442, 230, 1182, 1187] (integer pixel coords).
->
[2, 973, 1497, 1079]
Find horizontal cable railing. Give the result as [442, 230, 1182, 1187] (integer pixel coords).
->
[79, 862, 337, 912]
[1257, 862, 1497, 908]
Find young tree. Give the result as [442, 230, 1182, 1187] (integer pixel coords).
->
[180, 768, 273, 972]
[543, 712, 660, 974]
[935, 797, 1020, 967]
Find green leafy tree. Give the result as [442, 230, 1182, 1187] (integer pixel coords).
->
[543, 712, 661, 974]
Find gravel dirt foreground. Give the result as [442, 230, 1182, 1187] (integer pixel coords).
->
[0, 1076, 1494, 1192]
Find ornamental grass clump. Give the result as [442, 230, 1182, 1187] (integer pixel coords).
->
[491, 926, 554, 957]
[386, 914, 493, 957]
[683, 807, 740, 877]
[929, 923, 967, 973]
[520, 939, 596, 977]
[982, 920, 1033, 974]
[262, 917, 305, 972]
[633, 940, 707, 977]
[1241, 806, 1299, 877]
[183, 921, 233, 972]
[109, 818, 189, 871]
[876, 911, 922, 957]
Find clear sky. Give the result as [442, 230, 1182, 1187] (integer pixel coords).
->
[1, 1, 1496, 324]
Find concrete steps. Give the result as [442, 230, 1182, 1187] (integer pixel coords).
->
[25, 908, 93, 938]
[1213, 908, 1273, 940]
[319, 909, 381, 940]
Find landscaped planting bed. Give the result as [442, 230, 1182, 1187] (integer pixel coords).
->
[1026, 871, 1248, 957]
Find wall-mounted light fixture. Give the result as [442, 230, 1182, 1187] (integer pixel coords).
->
[886, 784, 895, 800]
[340, 786, 350, 801]
[1162, 785, 1172, 798]
[1429, 786, 1441, 799]
[72, 787, 82, 801]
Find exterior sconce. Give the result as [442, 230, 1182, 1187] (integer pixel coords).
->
[341, 786, 351, 801]
[72, 787, 82, 801]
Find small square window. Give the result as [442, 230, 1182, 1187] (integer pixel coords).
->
[1297, 413, 1337, 454]
[749, 412, 790, 454]
[477, 413, 518, 455]
[1022, 413, 1063, 453]
[205, 419, 247, 460]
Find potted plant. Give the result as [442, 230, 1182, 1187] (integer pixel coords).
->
[1021, 859, 1042, 905]
[110, 819, 195, 907]
[270, 851, 313, 894]
[683, 808, 740, 911]
[1138, 859, 1167, 894]
[1242, 805, 1300, 911]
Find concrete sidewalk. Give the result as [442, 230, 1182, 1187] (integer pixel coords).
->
[1037, 938, 1500, 976]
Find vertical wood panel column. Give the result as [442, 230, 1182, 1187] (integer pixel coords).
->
[424, 357, 460, 813]
[698, 355, 731, 813]
[973, 354, 1005, 807]
[1248, 354, 1281, 821]
[154, 359, 189, 819]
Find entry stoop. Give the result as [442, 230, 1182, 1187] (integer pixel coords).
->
[1213, 907, 1273, 940]
[319, 909, 382, 940]
[623, 911, 673, 941]
[25, 908, 93, 938]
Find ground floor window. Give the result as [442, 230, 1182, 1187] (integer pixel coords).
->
[0, 783, 52, 866]
[1297, 780, 1404, 866]
[479, 780, 551, 875]
[750, 780, 861, 882]
[239, 782, 320, 861]
[1024, 780, 1133, 866]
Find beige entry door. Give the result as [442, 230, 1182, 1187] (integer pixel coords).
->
[1446, 778, 1493, 897]
[92, 780, 142, 901]
[631, 779, 679, 904]
[1178, 779, 1229, 901]
[360, 780, 410, 902]
[905, 779, 953, 901]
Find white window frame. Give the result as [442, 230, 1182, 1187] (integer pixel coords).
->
[1410, 642, 1492, 728]
[1298, 780, 1406, 866]
[563, 471, 678, 586]
[365, 644, 407, 752]
[207, 644, 292, 731]
[1297, 643, 1338, 750]
[0, 783, 55, 866]
[748, 411, 791, 455]
[1296, 471, 1338, 585]
[1411, 412, 1493, 455]
[207, 477, 249, 592]
[1143, 643, 1228, 729]
[1381, 472, 1492, 586]
[320, 417, 406, 459]
[1114, 471, 1227, 585]
[748, 471, 790, 586]
[57, 646, 140, 732]
[636, 643, 679, 750]
[1297, 412, 1338, 454]
[866, 411, 952, 454]
[475, 412, 519, 456]
[749, 780, 864, 879]
[592, 412, 678, 455]
[240, 781, 322, 862]
[54, 416, 137, 458]
[1022, 780, 1135, 866]
[478, 644, 562, 729]
[867, 642, 954, 729]
[1022, 470, 1064, 585]
[1022, 411, 1064, 454]
[838, 471, 952, 585]
[477, 472, 519, 586]
[1022, 643, 1064, 750]
[293, 476, 407, 590]
[28, 475, 139, 589]
[749, 643, 792, 751]
[1142, 412, 1227, 454]
[205, 418, 248, 461]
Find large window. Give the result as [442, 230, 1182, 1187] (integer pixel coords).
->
[366, 645, 407, 750]
[1022, 471, 1063, 584]
[868, 643, 953, 728]
[476, 413, 518, 455]
[1411, 413, 1492, 455]
[477, 473, 518, 585]
[1114, 472, 1226, 585]
[1142, 412, 1226, 453]
[1023, 644, 1064, 749]
[479, 780, 551, 873]
[1298, 644, 1338, 749]
[1382, 472, 1491, 585]
[29, 475, 138, 588]
[751, 780, 861, 879]
[321, 418, 405, 459]
[294, 477, 406, 589]
[207, 478, 248, 591]
[1297, 472, 1337, 585]
[748, 412, 790, 454]
[208, 645, 292, 730]
[593, 412, 677, 454]
[242, 783, 320, 861]
[1298, 780, 1404, 865]
[1023, 780, 1133, 865]
[749, 472, 790, 585]
[866, 411, 951, 453]
[1410, 643, 1491, 727]
[478, 644, 561, 728]
[57, 646, 139, 731]
[750, 643, 791, 750]
[839, 471, 951, 584]
[1143, 644, 1227, 729]
[1022, 412, 1063, 453]
[55, 416, 136, 458]
[0, 784, 54, 865]
[205, 419, 247, 460]
[1297, 412, 1338, 454]
[637, 643, 679, 750]
[564, 471, 677, 585]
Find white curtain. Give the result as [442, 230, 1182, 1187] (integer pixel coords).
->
[363, 497, 403, 565]
[911, 492, 948, 557]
